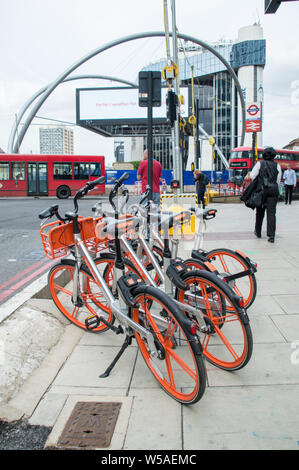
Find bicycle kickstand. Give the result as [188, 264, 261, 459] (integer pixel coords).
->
[99, 335, 132, 378]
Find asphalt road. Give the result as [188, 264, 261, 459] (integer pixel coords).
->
[0, 196, 110, 306]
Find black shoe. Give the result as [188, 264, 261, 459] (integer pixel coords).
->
[254, 231, 261, 238]
[268, 237, 274, 243]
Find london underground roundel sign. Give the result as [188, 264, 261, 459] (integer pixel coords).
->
[247, 104, 260, 116]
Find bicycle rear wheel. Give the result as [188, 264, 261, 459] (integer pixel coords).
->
[176, 270, 253, 371]
[131, 285, 206, 404]
[206, 248, 257, 309]
[184, 248, 257, 309]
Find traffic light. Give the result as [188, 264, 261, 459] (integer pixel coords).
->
[138, 71, 161, 107]
[166, 90, 177, 124]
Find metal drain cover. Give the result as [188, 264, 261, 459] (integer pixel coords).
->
[57, 401, 122, 449]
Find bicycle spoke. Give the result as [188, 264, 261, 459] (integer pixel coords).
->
[53, 283, 72, 296]
[166, 347, 198, 382]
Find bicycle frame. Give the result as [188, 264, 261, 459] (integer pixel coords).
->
[118, 230, 209, 333]
[71, 234, 162, 355]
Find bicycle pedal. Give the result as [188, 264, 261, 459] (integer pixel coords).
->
[85, 315, 101, 330]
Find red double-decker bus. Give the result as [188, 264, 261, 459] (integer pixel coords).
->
[0, 154, 105, 198]
[228, 146, 299, 192]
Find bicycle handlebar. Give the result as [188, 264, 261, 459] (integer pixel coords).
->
[139, 185, 151, 206]
[189, 207, 217, 220]
[108, 172, 130, 213]
[38, 204, 59, 220]
[39, 176, 106, 222]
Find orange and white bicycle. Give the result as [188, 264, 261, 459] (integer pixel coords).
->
[39, 174, 207, 405]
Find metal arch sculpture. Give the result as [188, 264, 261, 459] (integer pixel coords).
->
[9, 75, 136, 153]
[12, 31, 246, 155]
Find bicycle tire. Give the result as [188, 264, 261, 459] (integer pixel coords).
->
[175, 270, 253, 371]
[130, 284, 207, 404]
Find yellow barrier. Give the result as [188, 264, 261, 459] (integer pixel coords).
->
[160, 193, 197, 236]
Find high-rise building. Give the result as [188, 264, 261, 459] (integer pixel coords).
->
[39, 127, 74, 154]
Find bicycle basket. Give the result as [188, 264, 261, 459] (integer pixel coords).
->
[40, 217, 98, 259]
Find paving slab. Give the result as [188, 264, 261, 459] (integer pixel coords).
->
[183, 384, 299, 450]
[125, 389, 182, 450]
[247, 295, 285, 316]
[248, 315, 286, 343]
[272, 295, 299, 314]
[48, 385, 128, 397]
[207, 343, 299, 387]
[51, 344, 138, 389]
[29, 393, 67, 427]
[256, 279, 299, 295]
[271, 314, 299, 343]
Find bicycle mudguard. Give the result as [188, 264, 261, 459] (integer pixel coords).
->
[117, 272, 144, 307]
[166, 258, 190, 291]
[235, 250, 258, 273]
[191, 249, 209, 262]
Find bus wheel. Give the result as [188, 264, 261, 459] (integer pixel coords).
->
[56, 185, 71, 199]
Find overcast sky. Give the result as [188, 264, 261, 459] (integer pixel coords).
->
[1, 0, 299, 164]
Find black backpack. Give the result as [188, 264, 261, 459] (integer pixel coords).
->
[259, 160, 279, 197]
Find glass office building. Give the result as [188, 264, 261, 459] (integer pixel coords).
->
[141, 24, 266, 170]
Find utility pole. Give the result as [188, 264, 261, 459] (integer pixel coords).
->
[170, 0, 183, 192]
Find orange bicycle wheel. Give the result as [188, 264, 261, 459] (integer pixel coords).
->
[185, 249, 257, 309]
[131, 285, 206, 404]
[48, 260, 112, 332]
[176, 271, 253, 371]
[206, 249, 257, 309]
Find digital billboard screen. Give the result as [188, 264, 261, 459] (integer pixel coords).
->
[76, 86, 190, 136]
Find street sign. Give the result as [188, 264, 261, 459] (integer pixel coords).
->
[245, 102, 262, 133]
[246, 102, 261, 119]
[246, 120, 262, 132]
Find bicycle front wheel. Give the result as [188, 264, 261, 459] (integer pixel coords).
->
[131, 285, 206, 404]
[48, 259, 112, 332]
[176, 270, 253, 371]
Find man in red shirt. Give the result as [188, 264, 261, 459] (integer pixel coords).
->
[137, 149, 162, 206]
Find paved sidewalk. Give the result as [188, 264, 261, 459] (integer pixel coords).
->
[1, 200, 299, 450]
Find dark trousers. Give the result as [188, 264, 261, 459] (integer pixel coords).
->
[285, 185, 294, 204]
[255, 196, 278, 238]
[197, 189, 206, 208]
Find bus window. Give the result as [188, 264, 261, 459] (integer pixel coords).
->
[53, 163, 72, 180]
[0, 162, 9, 180]
[11, 162, 25, 180]
[74, 162, 89, 180]
[90, 163, 101, 177]
[230, 151, 250, 159]
[241, 151, 250, 159]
